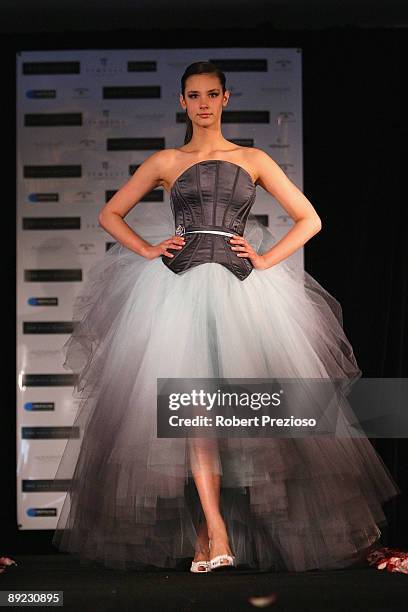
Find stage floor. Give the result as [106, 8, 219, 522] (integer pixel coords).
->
[0, 554, 407, 611]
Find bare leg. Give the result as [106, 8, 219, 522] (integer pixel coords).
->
[193, 518, 210, 563]
[189, 438, 233, 563]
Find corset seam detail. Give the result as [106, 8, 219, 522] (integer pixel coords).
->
[180, 233, 204, 273]
[230, 189, 256, 231]
[196, 164, 206, 225]
[172, 185, 195, 228]
[212, 161, 220, 226]
[212, 162, 220, 261]
[222, 166, 240, 227]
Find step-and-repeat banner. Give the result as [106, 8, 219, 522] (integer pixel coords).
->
[16, 48, 303, 530]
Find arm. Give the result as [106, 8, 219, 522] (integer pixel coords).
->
[251, 149, 322, 268]
[98, 150, 168, 257]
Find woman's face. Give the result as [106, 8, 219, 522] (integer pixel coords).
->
[181, 74, 229, 127]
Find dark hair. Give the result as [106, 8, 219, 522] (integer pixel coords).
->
[181, 61, 226, 145]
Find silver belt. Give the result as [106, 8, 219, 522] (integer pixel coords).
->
[186, 229, 235, 237]
[175, 224, 236, 238]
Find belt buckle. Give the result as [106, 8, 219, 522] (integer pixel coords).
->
[175, 224, 185, 236]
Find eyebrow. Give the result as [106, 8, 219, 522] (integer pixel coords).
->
[186, 88, 220, 93]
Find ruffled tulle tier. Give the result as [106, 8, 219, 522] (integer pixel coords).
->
[52, 201, 400, 571]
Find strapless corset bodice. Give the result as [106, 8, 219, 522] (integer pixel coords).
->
[161, 159, 257, 280]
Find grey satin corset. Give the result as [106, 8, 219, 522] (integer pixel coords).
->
[162, 159, 257, 281]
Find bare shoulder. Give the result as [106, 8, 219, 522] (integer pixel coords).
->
[247, 147, 277, 168]
[137, 149, 175, 176]
[233, 146, 275, 185]
[231, 143, 262, 183]
[131, 149, 179, 190]
[245, 147, 284, 188]
[155, 148, 196, 191]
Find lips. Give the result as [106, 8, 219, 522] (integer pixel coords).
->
[198, 114, 211, 117]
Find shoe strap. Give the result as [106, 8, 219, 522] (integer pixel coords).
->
[210, 554, 235, 565]
[191, 560, 210, 569]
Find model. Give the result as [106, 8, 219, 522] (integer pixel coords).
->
[52, 61, 400, 574]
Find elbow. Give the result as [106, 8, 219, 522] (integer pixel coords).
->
[312, 216, 322, 233]
[297, 215, 322, 235]
[98, 210, 113, 228]
[98, 210, 121, 227]
[98, 212, 106, 228]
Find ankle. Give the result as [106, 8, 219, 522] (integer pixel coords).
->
[194, 542, 210, 555]
[207, 521, 228, 544]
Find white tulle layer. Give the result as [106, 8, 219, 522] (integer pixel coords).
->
[52, 202, 400, 571]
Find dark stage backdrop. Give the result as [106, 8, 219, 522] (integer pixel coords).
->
[1, 25, 407, 555]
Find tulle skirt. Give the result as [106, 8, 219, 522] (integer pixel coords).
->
[52, 201, 400, 572]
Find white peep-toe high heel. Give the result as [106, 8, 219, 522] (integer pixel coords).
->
[190, 542, 212, 573]
[208, 539, 236, 570]
[190, 560, 212, 573]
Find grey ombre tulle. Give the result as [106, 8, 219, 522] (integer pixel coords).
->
[52, 160, 400, 571]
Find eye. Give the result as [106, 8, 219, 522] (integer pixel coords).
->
[188, 93, 219, 99]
